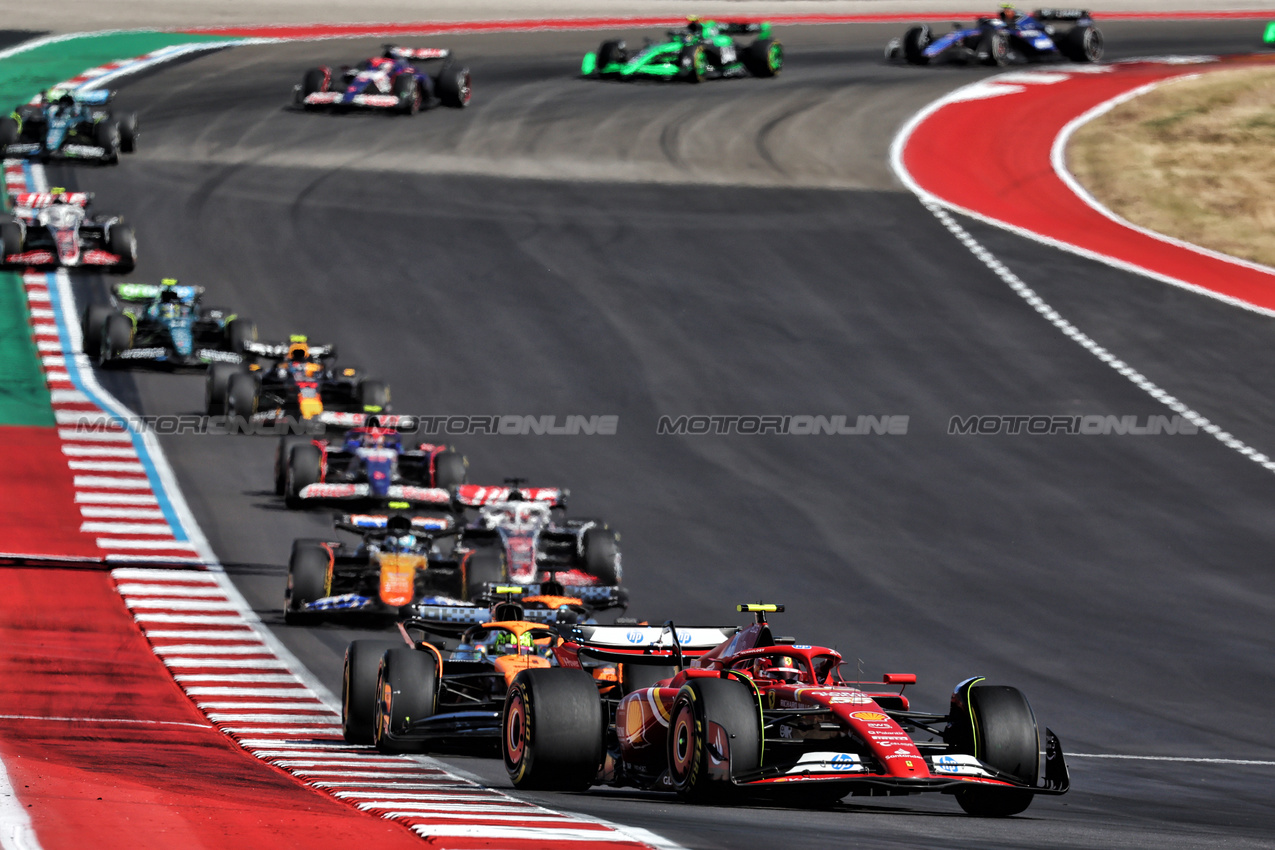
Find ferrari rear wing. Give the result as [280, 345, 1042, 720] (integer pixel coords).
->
[1032, 8, 1093, 20]
[564, 622, 738, 664]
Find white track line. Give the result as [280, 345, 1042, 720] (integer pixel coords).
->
[890, 66, 1275, 477]
[1070, 753, 1275, 766]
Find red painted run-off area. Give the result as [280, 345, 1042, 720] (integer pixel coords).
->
[900, 56, 1275, 312]
[0, 426, 98, 560]
[179, 9, 1275, 38]
[0, 568, 426, 850]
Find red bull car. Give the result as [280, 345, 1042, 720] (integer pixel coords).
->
[295, 45, 472, 113]
[501, 604, 1070, 816]
[1, 189, 136, 272]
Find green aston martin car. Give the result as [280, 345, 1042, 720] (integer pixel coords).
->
[581, 19, 783, 82]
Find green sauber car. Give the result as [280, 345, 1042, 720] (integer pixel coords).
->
[1264, 21, 1275, 45]
[582, 18, 783, 82]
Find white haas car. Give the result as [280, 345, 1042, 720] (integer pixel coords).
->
[0, 189, 136, 272]
[295, 45, 472, 114]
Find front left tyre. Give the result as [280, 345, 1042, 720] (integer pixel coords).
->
[436, 62, 472, 107]
[503, 668, 604, 790]
[343, 640, 400, 744]
[374, 647, 438, 753]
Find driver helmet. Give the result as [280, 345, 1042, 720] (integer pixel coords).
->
[999, 4, 1019, 24]
[288, 335, 310, 363]
[384, 515, 416, 551]
[491, 630, 519, 655]
[761, 656, 801, 683]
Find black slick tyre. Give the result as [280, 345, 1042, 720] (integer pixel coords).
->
[93, 119, 121, 164]
[1063, 25, 1103, 62]
[81, 304, 113, 358]
[285, 539, 331, 623]
[668, 677, 762, 802]
[581, 526, 620, 585]
[205, 362, 240, 415]
[680, 44, 707, 82]
[101, 313, 132, 364]
[597, 40, 627, 71]
[745, 38, 783, 77]
[432, 448, 467, 489]
[106, 224, 136, 273]
[274, 436, 312, 495]
[225, 317, 256, 353]
[392, 73, 422, 114]
[982, 29, 1010, 66]
[0, 219, 21, 259]
[952, 684, 1039, 817]
[285, 443, 322, 508]
[462, 547, 505, 601]
[0, 116, 18, 150]
[503, 668, 604, 790]
[436, 62, 472, 107]
[374, 648, 438, 753]
[226, 372, 257, 421]
[357, 378, 389, 413]
[903, 25, 932, 64]
[118, 113, 138, 153]
[343, 639, 400, 744]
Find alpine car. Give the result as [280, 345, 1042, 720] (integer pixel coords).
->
[295, 45, 472, 113]
[887, 6, 1103, 66]
[340, 590, 627, 752]
[285, 508, 628, 620]
[278, 423, 467, 508]
[501, 604, 1070, 817]
[205, 334, 389, 424]
[0, 88, 138, 164]
[1, 189, 136, 273]
[583, 19, 783, 82]
[81, 279, 256, 369]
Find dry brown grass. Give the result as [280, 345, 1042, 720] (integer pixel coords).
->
[1068, 66, 1275, 268]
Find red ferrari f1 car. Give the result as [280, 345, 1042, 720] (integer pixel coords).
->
[501, 604, 1069, 816]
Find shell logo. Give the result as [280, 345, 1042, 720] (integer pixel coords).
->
[850, 711, 890, 722]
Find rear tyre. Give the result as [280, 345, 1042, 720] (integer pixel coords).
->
[343, 639, 400, 744]
[0, 116, 18, 149]
[81, 304, 113, 358]
[118, 113, 138, 153]
[106, 224, 136, 273]
[205, 362, 239, 415]
[668, 677, 762, 802]
[374, 648, 438, 753]
[1063, 25, 1103, 62]
[463, 547, 505, 602]
[0, 219, 21, 259]
[93, 119, 121, 164]
[285, 539, 330, 623]
[581, 526, 620, 585]
[597, 40, 627, 69]
[275, 435, 311, 495]
[679, 44, 707, 82]
[357, 378, 389, 413]
[225, 317, 256, 353]
[503, 668, 604, 790]
[436, 62, 472, 107]
[903, 25, 932, 65]
[744, 38, 783, 77]
[951, 685, 1039, 817]
[101, 313, 132, 364]
[392, 73, 422, 115]
[285, 443, 322, 508]
[226, 372, 258, 422]
[432, 449, 467, 489]
[981, 29, 1010, 66]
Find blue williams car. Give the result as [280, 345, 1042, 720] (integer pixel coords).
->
[0, 89, 137, 164]
[294, 45, 472, 113]
[81, 278, 256, 369]
[887, 6, 1103, 66]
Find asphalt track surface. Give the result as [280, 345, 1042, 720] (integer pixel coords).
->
[40, 19, 1275, 850]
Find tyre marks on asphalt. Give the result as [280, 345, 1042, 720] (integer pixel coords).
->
[112, 567, 667, 850]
